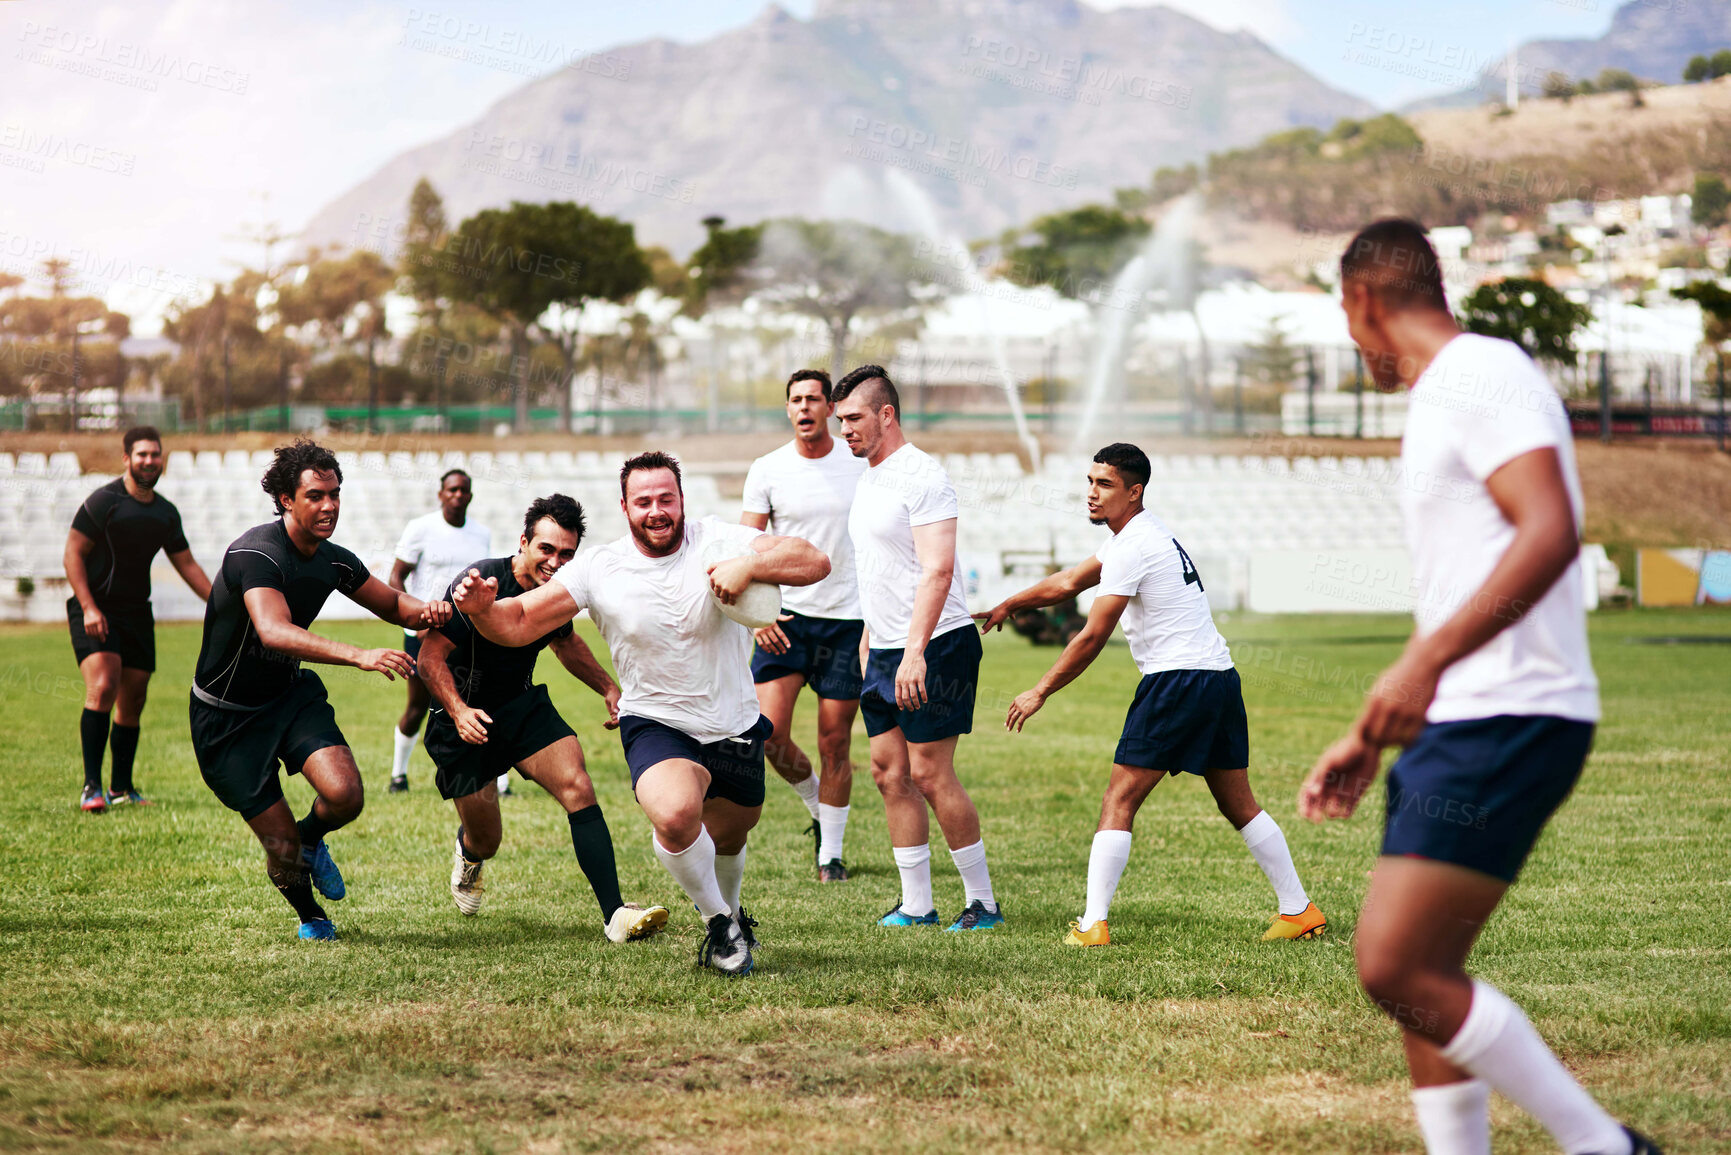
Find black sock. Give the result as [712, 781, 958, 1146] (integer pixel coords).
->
[109, 724, 140, 794]
[79, 709, 109, 793]
[266, 856, 328, 923]
[569, 806, 623, 921]
[296, 808, 334, 849]
[457, 825, 482, 864]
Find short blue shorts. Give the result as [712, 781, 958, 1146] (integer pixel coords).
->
[750, 611, 864, 700]
[1114, 668, 1249, 775]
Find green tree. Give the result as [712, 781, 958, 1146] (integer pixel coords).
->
[683, 215, 765, 316]
[1714, 49, 1731, 78]
[998, 204, 1151, 300]
[1684, 54, 1710, 83]
[274, 249, 394, 426]
[1693, 174, 1731, 227]
[746, 218, 940, 377]
[1458, 277, 1593, 366]
[1672, 281, 1731, 349]
[1542, 71, 1577, 100]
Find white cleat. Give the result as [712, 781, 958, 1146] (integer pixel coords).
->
[450, 830, 485, 916]
[604, 902, 670, 943]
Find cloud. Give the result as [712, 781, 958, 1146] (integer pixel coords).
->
[1088, 0, 1300, 43]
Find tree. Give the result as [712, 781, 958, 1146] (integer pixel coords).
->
[1458, 277, 1593, 366]
[1541, 71, 1578, 100]
[275, 248, 395, 427]
[430, 200, 648, 431]
[1715, 49, 1731, 79]
[745, 218, 939, 377]
[998, 204, 1151, 300]
[1693, 174, 1731, 227]
[1244, 316, 1299, 386]
[683, 215, 764, 316]
[1685, 55, 1711, 83]
[1672, 281, 1731, 349]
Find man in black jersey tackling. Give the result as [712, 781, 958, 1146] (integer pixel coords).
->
[418, 493, 669, 943]
[64, 427, 212, 811]
[190, 440, 452, 941]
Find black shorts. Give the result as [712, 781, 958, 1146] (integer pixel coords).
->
[403, 630, 423, 660]
[859, 625, 981, 744]
[1382, 714, 1594, 883]
[189, 671, 348, 821]
[617, 713, 772, 808]
[68, 597, 156, 672]
[424, 684, 576, 800]
[1114, 668, 1249, 775]
[750, 612, 865, 700]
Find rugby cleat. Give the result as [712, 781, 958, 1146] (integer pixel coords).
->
[388, 775, 409, 794]
[297, 918, 338, 941]
[698, 912, 753, 976]
[946, 900, 1005, 932]
[1064, 919, 1109, 947]
[1262, 902, 1327, 941]
[736, 904, 760, 949]
[79, 785, 107, 813]
[450, 829, 484, 916]
[818, 858, 849, 883]
[107, 789, 153, 807]
[604, 902, 669, 943]
[877, 903, 939, 928]
[301, 839, 345, 902]
[1614, 1125, 1664, 1155]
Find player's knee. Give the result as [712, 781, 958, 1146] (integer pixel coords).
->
[869, 758, 907, 793]
[85, 677, 118, 711]
[553, 773, 596, 812]
[325, 781, 365, 823]
[906, 757, 951, 796]
[817, 732, 852, 768]
[1354, 945, 1414, 1012]
[466, 826, 501, 859]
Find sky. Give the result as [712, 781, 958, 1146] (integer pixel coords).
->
[0, 0, 1616, 334]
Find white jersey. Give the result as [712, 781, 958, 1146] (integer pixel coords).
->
[554, 515, 763, 743]
[848, 442, 974, 650]
[1401, 333, 1599, 724]
[395, 512, 492, 606]
[741, 438, 865, 619]
[1094, 509, 1233, 675]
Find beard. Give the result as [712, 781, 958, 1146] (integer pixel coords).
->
[1088, 516, 1106, 525]
[128, 464, 159, 489]
[628, 512, 684, 556]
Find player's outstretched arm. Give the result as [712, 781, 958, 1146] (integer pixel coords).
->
[453, 569, 580, 646]
[417, 630, 491, 745]
[748, 533, 831, 587]
[1358, 447, 1580, 749]
[63, 528, 107, 643]
[550, 632, 622, 729]
[1005, 592, 1128, 731]
[241, 586, 414, 680]
[347, 574, 452, 631]
[167, 547, 213, 602]
[976, 555, 1104, 633]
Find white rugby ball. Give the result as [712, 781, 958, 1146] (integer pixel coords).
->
[698, 537, 782, 629]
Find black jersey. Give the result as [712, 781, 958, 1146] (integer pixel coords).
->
[435, 555, 573, 709]
[69, 478, 189, 610]
[193, 520, 369, 709]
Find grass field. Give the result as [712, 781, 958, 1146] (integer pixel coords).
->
[1, 610, 1726, 1154]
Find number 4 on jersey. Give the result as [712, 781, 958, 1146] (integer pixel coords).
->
[1174, 540, 1204, 590]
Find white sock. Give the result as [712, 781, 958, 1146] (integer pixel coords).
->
[1080, 829, 1133, 930]
[817, 803, 850, 863]
[1239, 810, 1310, 916]
[1410, 1080, 1491, 1155]
[1439, 980, 1630, 1155]
[948, 839, 996, 911]
[390, 726, 416, 780]
[790, 772, 821, 820]
[713, 842, 747, 915]
[652, 829, 730, 921]
[891, 843, 934, 917]
[496, 772, 511, 793]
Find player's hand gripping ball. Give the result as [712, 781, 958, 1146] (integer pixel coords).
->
[699, 537, 781, 629]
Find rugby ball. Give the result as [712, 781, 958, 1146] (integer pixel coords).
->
[698, 537, 782, 629]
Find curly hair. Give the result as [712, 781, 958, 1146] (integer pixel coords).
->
[523, 493, 585, 545]
[261, 439, 342, 513]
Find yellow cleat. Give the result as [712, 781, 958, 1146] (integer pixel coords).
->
[1063, 919, 1110, 947]
[1262, 902, 1327, 941]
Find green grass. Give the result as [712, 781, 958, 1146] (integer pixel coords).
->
[0, 610, 1726, 1153]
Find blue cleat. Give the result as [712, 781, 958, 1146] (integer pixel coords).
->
[302, 840, 345, 901]
[945, 900, 1005, 931]
[297, 918, 338, 941]
[877, 903, 939, 928]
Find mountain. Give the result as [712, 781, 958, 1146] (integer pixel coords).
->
[1407, 0, 1731, 111]
[303, 0, 1373, 257]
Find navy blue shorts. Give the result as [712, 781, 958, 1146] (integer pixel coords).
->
[860, 625, 981, 744]
[1382, 714, 1594, 883]
[1114, 668, 1249, 775]
[617, 713, 772, 808]
[751, 612, 864, 700]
